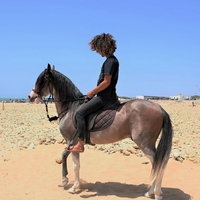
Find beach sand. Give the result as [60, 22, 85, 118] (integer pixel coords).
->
[0, 101, 200, 200]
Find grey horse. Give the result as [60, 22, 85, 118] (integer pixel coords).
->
[29, 64, 173, 200]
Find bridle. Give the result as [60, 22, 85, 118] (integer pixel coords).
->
[32, 73, 88, 122]
[32, 71, 90, 150]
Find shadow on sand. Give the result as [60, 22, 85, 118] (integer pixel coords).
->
[77, 181, 191, 200]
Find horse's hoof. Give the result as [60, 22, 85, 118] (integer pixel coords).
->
[62, 178, 68, 189]
[145, 192, 163, 200]
[144, 192, 153, 198]
[68, 187, 75, 194]
[155, 195, 163, 200]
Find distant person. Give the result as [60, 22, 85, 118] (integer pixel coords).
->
[69, 33, 119, 153]
[192, 101, 196, 107]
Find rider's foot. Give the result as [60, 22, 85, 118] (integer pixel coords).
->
[69, 140, 85, 153]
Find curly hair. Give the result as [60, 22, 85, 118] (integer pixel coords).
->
[89, 33, 117, 56]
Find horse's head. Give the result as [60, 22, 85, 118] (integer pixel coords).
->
[28, 63, 55, 102]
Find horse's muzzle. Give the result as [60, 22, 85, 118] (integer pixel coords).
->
[28, 90, 38, 102]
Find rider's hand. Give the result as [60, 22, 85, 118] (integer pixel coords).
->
[87, 90, 95, 99]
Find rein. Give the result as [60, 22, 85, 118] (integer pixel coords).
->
[32, 77, 88, 122]
[44, 95, 59, 122]
[44, 95, 88, 122]
[32, 68, 89, 150]
[43, 90, 88, 150]
[47, 83, 88, 121]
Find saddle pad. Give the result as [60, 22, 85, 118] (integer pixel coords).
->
[90, 109, 117, 132]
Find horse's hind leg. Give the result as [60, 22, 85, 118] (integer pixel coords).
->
[133, 140, 163, 199]
[154, 171, 164, 200]
[68, 152, 81, 194]
[145, 170, 164, 200]
[140, 145, 164, 200]
[143, 151, 164, 200]
[143, 151, 156, 199]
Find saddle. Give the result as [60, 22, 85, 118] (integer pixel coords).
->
[73, 100, 123, 144]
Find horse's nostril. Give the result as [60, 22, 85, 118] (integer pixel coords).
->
[28, 95, 30, 99]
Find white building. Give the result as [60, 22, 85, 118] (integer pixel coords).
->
[136, 95, 170, 100]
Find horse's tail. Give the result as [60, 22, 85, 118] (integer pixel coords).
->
[151, 107, 173, 185]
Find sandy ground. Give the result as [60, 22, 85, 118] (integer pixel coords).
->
[0, 101, 200, 200]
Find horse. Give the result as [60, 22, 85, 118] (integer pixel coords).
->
[28, 64, 173, 200]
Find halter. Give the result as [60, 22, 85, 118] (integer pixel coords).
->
[33, 74, 88, 122]
[32, 68, 90, 150]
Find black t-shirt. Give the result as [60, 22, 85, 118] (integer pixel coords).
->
[97, 55, 119, 102]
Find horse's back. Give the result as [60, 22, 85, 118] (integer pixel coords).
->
[117, 99, 164, 139]
[121, 99, 163, 120]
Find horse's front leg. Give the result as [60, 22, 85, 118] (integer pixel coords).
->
[68, 152, 81, 194]
[62, 149, 71, 189]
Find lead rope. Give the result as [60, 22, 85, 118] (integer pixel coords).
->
[44, 95, 89, 150]
[44, 95, 89, 122]
[44, 95, 59, 122]
[44, 94, 79, 150]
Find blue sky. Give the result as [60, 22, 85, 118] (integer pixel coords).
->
[0, 0, 200, 98]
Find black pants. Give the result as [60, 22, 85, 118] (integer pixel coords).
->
[75, 96, 107, 140]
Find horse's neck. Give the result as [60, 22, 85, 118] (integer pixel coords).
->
[53, 92, 80, 118]
[54, 100, 62, 116]
[51, 72, 82, 116]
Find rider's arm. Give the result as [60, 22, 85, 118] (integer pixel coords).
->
[87, 74, 112, 98]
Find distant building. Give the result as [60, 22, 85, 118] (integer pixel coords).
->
[136, 94, 191, 101]
[170, 94, 191, 100]
[136, 95, 170, 100]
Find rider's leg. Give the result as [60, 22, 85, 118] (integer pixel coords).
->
[70, 96, 106, 153]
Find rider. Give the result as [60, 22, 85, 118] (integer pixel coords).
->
[70, 33, 119, 153]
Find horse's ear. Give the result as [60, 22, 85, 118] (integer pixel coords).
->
[52, 65, 55, 70]
[46, 63, 51, 73]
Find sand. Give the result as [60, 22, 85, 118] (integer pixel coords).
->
[0, 101, 200, 200]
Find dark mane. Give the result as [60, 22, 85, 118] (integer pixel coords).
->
[36, 68, 83, 111]
[52, 70, 82, 99]
[51, 70, 83, 111]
